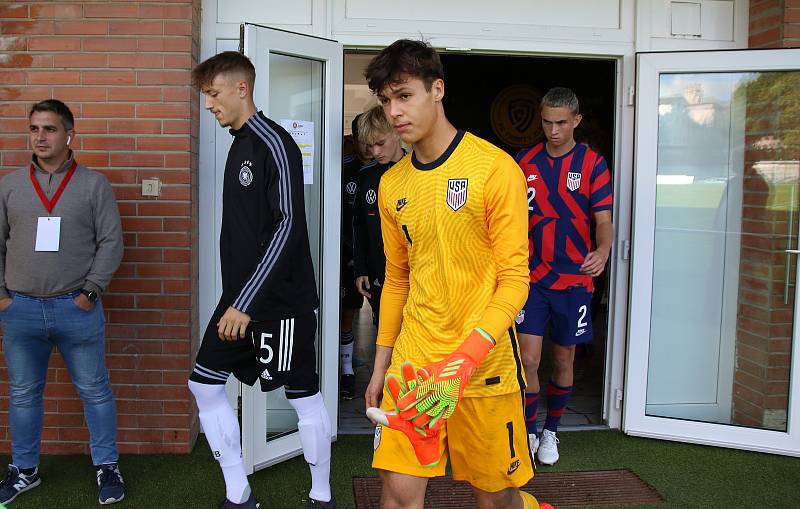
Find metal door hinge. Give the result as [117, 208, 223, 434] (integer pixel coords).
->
[614, 388, 623, 409]
[620, 239, 631, 261]
[627, 85, 635, 106]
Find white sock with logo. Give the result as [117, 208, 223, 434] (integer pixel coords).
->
[288, 392, 332, 503]
[339, 331, 354, 375]
[188, 380, 250, 504]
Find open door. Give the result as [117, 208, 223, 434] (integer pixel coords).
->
[625, 48, 800, 455]
[240, 23, 343, 472]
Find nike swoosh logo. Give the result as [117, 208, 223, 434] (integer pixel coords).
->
[396, 199, 408, 211]
[507, 459, 520, 474]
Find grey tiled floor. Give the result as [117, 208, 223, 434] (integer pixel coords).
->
[337, 303, 607, 434]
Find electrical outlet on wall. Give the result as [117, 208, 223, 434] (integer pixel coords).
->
[142, 178, 161, 197]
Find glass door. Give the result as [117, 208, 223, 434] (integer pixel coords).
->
[625, 49, 800, 455]
[241, 24, 343, 471]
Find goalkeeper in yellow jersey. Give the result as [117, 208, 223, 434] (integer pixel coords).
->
[363, 39, 550, 509]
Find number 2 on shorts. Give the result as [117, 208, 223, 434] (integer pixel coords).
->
[577, 304, 588, 328]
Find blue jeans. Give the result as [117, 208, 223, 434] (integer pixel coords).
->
[1, 291, 118, 468]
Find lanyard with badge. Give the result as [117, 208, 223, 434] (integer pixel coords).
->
[30, 160, 76, 252]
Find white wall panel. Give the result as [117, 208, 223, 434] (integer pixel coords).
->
[650, 0, 735, 41]
[331, 0, 635, 55]
[344, 0, 621, 29]
[217, 0, 313, 26]
[636, 0, 748, 51]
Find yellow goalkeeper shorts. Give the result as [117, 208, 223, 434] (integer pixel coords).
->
[372, 389, 534, 492]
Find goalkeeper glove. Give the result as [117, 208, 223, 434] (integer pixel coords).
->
[366, 362, 442, 467]
[394, 328, 495, 432]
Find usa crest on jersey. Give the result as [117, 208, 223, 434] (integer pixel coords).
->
[566, 171, 581, 191]
[446, 178, 468, 211]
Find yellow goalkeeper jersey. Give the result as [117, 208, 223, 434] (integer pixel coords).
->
[376, 130, 529, 398]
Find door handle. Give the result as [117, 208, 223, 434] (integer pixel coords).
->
[786, 183, 798, 305]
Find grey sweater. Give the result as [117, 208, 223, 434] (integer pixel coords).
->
[0, 153, 123, 299]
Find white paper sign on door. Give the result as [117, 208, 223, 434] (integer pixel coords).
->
[280, 119, 315, 185]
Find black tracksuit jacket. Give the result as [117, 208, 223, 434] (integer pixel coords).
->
[219, 111, 319, 320]
[352, 160, 398, 285]
[341, 154, 374, 274]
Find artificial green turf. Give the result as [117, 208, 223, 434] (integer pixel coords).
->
[2, 430, 798, 508]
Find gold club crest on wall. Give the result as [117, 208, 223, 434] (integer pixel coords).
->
[490, 85, 542, 148]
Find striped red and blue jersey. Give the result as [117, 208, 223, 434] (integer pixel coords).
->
[515, 142, 612, 291]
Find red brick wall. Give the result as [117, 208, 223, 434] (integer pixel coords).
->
[749, 0, 800, 48]
[733, 91, 796, 429]
[0, 1, 201, 454]
[734, 3, 800, 429]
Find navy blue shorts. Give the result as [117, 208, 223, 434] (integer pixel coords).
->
[515, 285, 593, 345]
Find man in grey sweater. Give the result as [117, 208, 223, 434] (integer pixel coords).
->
[0, 100, 125, 505]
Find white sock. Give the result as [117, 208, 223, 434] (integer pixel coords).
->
[339, 331, 354, 375]
[288, 392, 332, 502]
[221, 471, 250, 503]
[188, 380, 250, 504]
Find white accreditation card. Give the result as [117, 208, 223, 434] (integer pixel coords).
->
[35, 217, 61, 251]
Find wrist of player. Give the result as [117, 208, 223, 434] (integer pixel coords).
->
[366, 361, 443, 467]
[457, 327, 495, 360]
[366, 405, 442, 467]
[394, 328, 496, 430]
[595, 246, 611, 261]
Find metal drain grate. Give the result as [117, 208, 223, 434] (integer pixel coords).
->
[353, 469, 665, 508]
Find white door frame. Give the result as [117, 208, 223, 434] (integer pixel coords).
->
[625, 48, 800, 456]
[198, 0, 754, 445]
[198, 19, 636, 463]
[199, 48, 633, 438]
[341, 47, 633, 431]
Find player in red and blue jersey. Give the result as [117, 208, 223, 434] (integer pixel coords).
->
[515, 87, 613, 466]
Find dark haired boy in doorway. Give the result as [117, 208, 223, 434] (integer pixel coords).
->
[515, 87, 613, 466]
[363, 39, 549, 509]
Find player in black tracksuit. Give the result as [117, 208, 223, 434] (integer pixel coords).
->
[352, 158, 398, 323]
[341, 152, 370, 307]
[338, 150, 374, 399]
[352, 105, 407, 326]
[188, 51, 334, 509]
[220, 112, 318, 325]
[192, 111, 320, 393]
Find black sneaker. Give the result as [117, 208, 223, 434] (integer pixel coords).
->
[97, 463, 125, 505]
[306, 496, 336, 509]
[0, 464, 41, 504]
[340, 374, 355, 400]
[218, 491, 260, 508]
